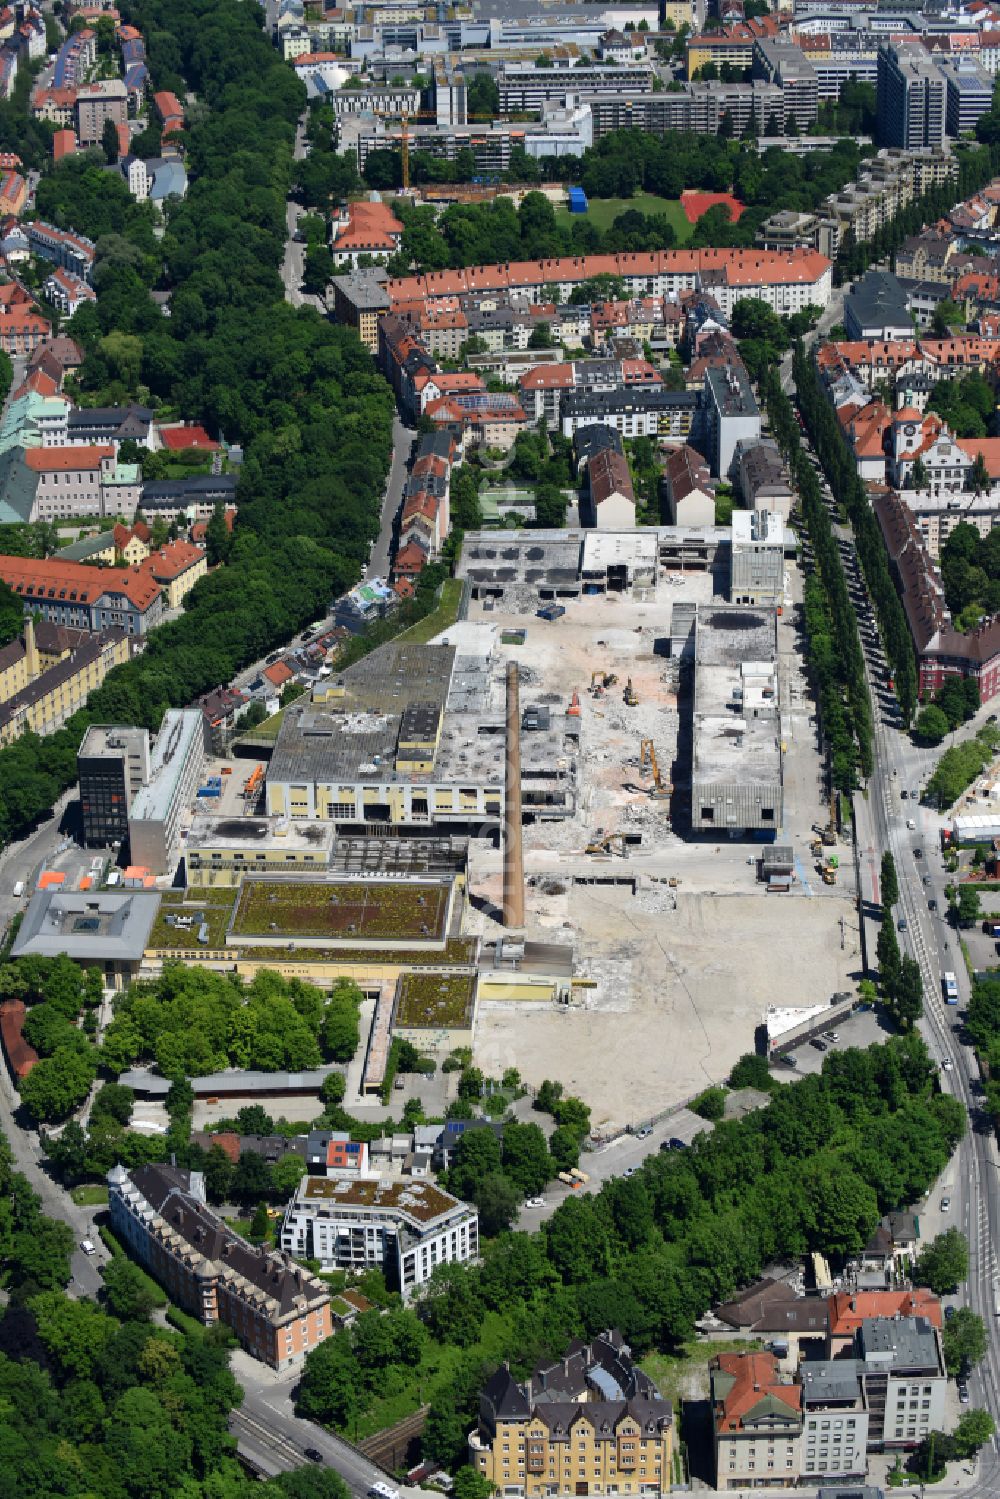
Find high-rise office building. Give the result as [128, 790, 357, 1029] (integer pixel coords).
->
[876, 40, 946, 149]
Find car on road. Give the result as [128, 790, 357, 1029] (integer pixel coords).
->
[958, 1384, 970, 1405]
[304, 1450, 324, 1464]
[914, 848, 922, 859]
[523, 1197, 544, 1209]
[901, 789, 908, 799]
[928, 898, 937, 910]
[810, 1038, 827, 1051]
[941, 1196, 951, 1212]
[636, 1126, 652, 1139]
[945, 1305, 956, 1320]
[898, 917, 908, 932]
[942, 1058, 953, 1071]
[79, 1239, 97, 1255]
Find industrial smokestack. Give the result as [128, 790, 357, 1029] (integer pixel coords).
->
[503, 661, 525, 930]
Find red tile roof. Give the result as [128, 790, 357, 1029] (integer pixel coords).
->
[0, 553, 160, 611]
[25, 444, 112, 472]
[141, 538, 203, 581]
[712, 1352, 800, 1435]
[157, 423, 220, 452]
[52, 128, 77, 161]
[263, 659, 294, 687]
[827, 1289, 942, 1337]
[0, 1000, 37, 1078]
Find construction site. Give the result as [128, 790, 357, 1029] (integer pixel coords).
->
[450, 569, 862, 1132]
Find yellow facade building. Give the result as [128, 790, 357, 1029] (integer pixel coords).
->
[470, 1333, 674, 1499]
[0, 618, 130, 745]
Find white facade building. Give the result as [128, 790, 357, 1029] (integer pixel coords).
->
[280, 1175, 478, 1296]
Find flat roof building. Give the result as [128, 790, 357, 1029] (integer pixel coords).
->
[280, 1172, 478, 1296]
[702, 363, 761, 481]
[12, 887, 160, 988]
[78, 723, 151, 847]
[731, 510, 786, 606]
[127, 708, 207, 874]
[877, 39, 946, 150]
[689, 605, 783, 836]
[184, 815, 336, 887]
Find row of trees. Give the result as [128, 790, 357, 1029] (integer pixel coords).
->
[759, 365, 872, 789]
[299, 1034, 966, 1446]
[793, 344, 920, 724]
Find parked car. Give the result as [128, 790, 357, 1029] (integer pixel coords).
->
[636, 1126, 652, 1139]
[811, 1038, 828, 1052]
[941, 1196, 951, 1212]
[898, 917, 908, 932]
[304, 1450, 324, 1464]
[667, 1137, 688, 1150]
[79, 1239, 97, 1256]
[523, 1196, 544, 1209]
[824, 1031, 839, 1042]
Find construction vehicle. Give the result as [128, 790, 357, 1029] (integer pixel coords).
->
[640, 739, 671, 800]
[813, 821, 836, 847]
[585, 833, 627, 856]
[821, 866, 837, 885]
[566, 691, 581, 717]
[623, 678, 638, 706]
[605, 673, 618, 686]
[810, 839, 823, 857]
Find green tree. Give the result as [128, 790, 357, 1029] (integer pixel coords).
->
[28, 1291, 114, 1380]
[477, 1172, 520, 1236]
[880, 850, 899, 910]
[502, 1121, 551, 1196]
[692, 1087, 727, 1120]
[890, 955, 923, 1030]
[453, 1468, 495, 1499]
[942, 1307, 987, 1375]
[728, 1053, 773, 1090]
[914, 1227, 969, 1295]
[954, 1408, 995, 1457]
[528, 322, 551, 349]
[205, 501, 232, 566]
[322, 981, 362, 1062]
[914, 703, 950, 745]
[296, 1334, 360, 1427]
[249, 1201, 271, 1243]
[448, 1126, 502, 1201]
[548, 1124, 581, 1172]
[102, 117, 119, 165]
[958, 886, 982, 928]
[19, 1043, 97, 1123]
[101, 1255, 160, 1321]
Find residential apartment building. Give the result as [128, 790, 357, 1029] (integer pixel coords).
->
[330, 199, 403, 269]
[78, 722, 151, 847]
[108, 1163, 334, 1371]
[74, 78, 127, 146]
[127, 707, 207, 873]
[0, 305, 50, 356]
[702, 362, 761, 480]
[330, 272, 391, 354]
[711, 1351, 802, 1489]
[43, 267, 96, 316]
[386, 249, 833, 322]
[0, 624, 129, 746]
[27, 219, 96, 283]
[281, 1174, 478, 1296]
[942, 57, 993, 135]
[469, 1331, 674, 1499]
[752, 38, 819, 131]
[0, 553, 162, 635]
[143, 539, 207, 609]
[560, 387, 698, 441]
[877, 40, 946, 150]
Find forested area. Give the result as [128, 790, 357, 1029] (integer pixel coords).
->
[757, 365, 872, 789]
[938, 521, 1000, 627]
[793, 344, 920, 724]
[0, 0, 397, 848]
[298, 1035, 965, 1449]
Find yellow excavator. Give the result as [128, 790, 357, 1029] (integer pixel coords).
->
[585, 832, 627, 855]
[640, 739, 671, 800]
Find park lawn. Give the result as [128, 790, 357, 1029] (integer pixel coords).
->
[555, 194, 694, 244]
[71, 1183, 109, 1207]
[641, 1338, 762, 1409]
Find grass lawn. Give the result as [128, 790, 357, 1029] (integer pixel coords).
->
[555, 194, 694, 244]
[71, 1183, 109, 1207]
[398, 577, 464, 645]
[641, 1338, 762, 1408]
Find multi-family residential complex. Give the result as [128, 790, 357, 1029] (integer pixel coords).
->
[108, 1163, 335, 1370]
[0, 553, 163, 635]
[469, 1331, 674, 1499]
[281, 1173, 478, 1295]
[0, 620, 129, 746]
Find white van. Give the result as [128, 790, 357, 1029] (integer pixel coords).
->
[11, 880, 23, 898]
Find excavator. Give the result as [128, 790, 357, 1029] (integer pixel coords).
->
[584, 832, 627, 856]
[640, 739, 671, 800]
[623, 677, 638, 706]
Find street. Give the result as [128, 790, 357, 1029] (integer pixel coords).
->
[801, 416, 1000, 1492]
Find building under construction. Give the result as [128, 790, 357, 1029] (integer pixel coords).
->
[688, 605, 784, 836]
[265, 630, 579, 833]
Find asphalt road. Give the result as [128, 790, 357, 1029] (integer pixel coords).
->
[800, 417, 1000, 1492]
[369, 413, 416, 581]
